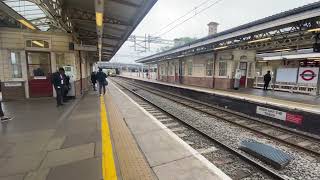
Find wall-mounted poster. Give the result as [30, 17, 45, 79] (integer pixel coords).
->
[297, 67, 319, 85]
[276, 68, 298, 83]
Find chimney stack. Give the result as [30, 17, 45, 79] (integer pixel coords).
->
[208, 22, 219, 36]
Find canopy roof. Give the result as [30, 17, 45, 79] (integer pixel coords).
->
[0, 0, 157, 61]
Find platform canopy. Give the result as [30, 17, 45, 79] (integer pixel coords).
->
[135, 2, 320, 64]
[0, 0, 157, 61]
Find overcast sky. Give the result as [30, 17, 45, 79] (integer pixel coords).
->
[111, 0, 319, 63]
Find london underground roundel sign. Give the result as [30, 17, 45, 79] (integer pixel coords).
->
[298, 67, 319, 84]
[300, 70, 316, 81]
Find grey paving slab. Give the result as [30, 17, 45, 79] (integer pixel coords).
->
[0, 129, 55, 144]
[55, 120, 97, 135]
[61, 130, 100, 148]
[24, 169, 50, 180]
[45, 136, 66, 151]
[68, 113, 98, 121]
[0, 152, 46, 176]
[40, 143, 95, 168]
[94, 142, 102, 157]
[0, 143, 14, 157]
[153, 156, 224, 180]
[0, 174, 24, 180]
[0, 100, 62, 134]
[3, 141, 47, 157]
[134, 129, 193, 167]
[46, 158, 102, 180]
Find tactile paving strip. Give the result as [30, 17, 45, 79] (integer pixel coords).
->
[239, 140, 293, 169]
[105, 94, 156, 180]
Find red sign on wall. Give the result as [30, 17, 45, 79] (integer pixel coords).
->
[286, 113, 303, 125]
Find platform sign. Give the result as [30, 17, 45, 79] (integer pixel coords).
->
[4, 82, 22, 87]
[256, 106, 286, 121]
[286, 113, 303, 125]
[276, 68, 298, 83]
[257, 106, 303, 125]
[298, 67, 319, 84]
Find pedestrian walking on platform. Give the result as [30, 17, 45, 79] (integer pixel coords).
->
[0, 101, 11, 122]
[263, 71, 272, 91]
[96, 68, 107, 95]
[52, 67, 66, 107]
[91, 71, 97, 91]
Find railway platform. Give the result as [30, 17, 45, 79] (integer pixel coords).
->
[118, 75, 320, 135]
[119, 75, 320, 113]
[0, 85, 231, 180]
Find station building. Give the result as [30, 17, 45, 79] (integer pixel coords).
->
[137, 3, 320, 96]
[0, 28, 94, 100]
[156, 50, 256, 89]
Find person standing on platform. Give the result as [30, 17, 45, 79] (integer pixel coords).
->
[61, 69, 69, 102]
[0, 101, 11, 122]
[96, 68, 107, 95]
[52, 67, 65, 106]
[91, 71, 97, 91]
[263, 71, 272, 91]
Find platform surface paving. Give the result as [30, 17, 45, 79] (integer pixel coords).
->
[0, 84, 231, 180]
[0, 93, 102, 180]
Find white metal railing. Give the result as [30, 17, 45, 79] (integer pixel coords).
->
[254, 77, 318, 95]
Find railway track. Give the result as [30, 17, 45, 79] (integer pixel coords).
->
[112, 79, 288, 180]
[114, 77, 320, 158]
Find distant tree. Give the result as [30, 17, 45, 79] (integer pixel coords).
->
[157, 46, 172, 52]
[174, 37, 197, 47]
[156, 37, 197, 52]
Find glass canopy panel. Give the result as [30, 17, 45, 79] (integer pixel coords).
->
[3, 0, 53, 31]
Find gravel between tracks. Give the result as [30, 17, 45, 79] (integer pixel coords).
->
[136, 88, 320, 180]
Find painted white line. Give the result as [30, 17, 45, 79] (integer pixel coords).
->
[110, 81, 232, 180]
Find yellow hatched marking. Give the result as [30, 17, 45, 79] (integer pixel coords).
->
[100, 96, 118, 180]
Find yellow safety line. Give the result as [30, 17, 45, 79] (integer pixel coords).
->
[100, 96, 118, 180]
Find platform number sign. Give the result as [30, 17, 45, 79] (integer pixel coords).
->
[298, 67, 319, 84]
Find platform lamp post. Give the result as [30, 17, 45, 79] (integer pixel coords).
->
[95, 0, 104, 62]
[317, 69, 320, 96]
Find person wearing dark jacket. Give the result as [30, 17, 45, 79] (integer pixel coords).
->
[63, 74, 70, 102]
[91, 71, 97, 91]
[96, 68, 107, 95]
[52, 68, 65, 106]
[263, 71, 272, 91]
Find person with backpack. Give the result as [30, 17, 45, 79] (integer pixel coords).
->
[96, 68, 108, 95]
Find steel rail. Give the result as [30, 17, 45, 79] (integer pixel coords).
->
[112, 79, 287, 180]
[116, 77, 320, 157]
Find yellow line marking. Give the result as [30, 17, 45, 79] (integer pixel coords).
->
[100, 96, 118, 180]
